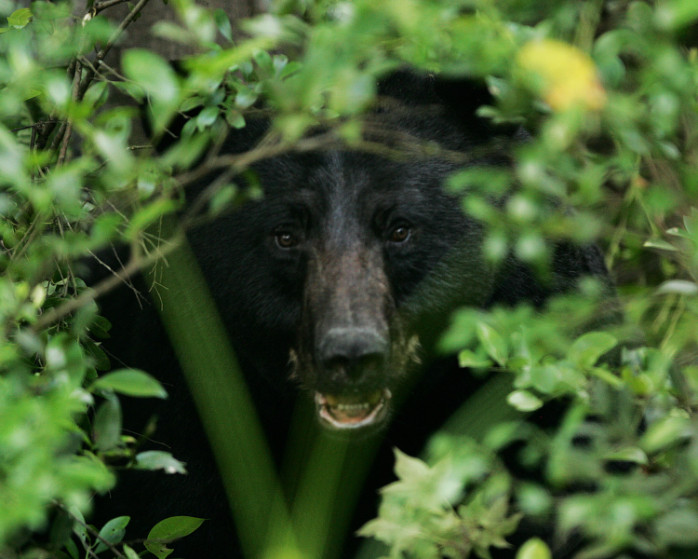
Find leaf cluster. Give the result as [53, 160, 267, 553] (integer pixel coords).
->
[1, 0, 698, 558]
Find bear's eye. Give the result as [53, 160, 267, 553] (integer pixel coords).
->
[274, 230, 299, 249]
[388, 224, 411, 244]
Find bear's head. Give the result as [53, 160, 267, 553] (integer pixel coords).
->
[190, 74, 509, 430]
[268, 150, 493, 429]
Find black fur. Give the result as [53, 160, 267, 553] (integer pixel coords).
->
[91, 72, 612, 557]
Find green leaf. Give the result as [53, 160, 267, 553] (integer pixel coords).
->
[93, 396, 122, 452]
[121, 49, 179, 105]
[122, 49, 180, 132]
[225, 109, 246, 129]
[195, 105, 220, 130]
[213, 8, 233, 42]
[393, 448, 429, 481]
[123, 545, 140, 559]
[507, 390, 543, 412]
[589, 366, 624, 388]
[209, 184, 238, 216]
[83, 81, 109, 109]
[643, 238, 678, 251]
[235, 85, 258, 109]
[457, 349, 492, 369]
[8, 8, 32, 29]
[604, 447, 648, 465]
[82, 339, 111, 371]
[94, 516, 129, 554]
[516, 538, 552, 559]
[568, 331, 617, 369]
[70, 507, 88, 547]
[641, 415, 691, 454]
[655, 0, 698, 30]
[135, 451, 187, 474]
[476, 322, 508, 366]
[145, 516, 206, 559]
[656, 280, 698, 296]
[91, 369, 168, 399]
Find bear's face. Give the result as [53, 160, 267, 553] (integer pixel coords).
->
[207, 148, 492, 430]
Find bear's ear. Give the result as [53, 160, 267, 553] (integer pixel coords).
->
[432, 74, 523, 138]
[377, 69, 515, 138]
[432, 76, 496, 127]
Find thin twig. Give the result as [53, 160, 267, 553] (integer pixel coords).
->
[54, 502, 128, 559]
[35, 62, 77, 151]
[57, 60, 82, 166]
[48, 121, 68, 154]
[87, 247, 145, 303]
[80, 56, 128, 83]
[78, 0, 152, 100]
[93, 0, 131, 14]
[31, 132, 328, 330]
[32, 232, 183, 332]
[11, 120, 63, 133]
[174, 132, 339, 191]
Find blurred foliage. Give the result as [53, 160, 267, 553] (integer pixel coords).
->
[0, 0, 697, 558]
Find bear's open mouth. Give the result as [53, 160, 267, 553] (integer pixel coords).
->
[314, 389, 391, 429]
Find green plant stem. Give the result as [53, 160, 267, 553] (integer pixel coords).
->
[154, 231, 298, 559]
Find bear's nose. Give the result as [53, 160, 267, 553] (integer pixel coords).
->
[318, 327, 388, 382]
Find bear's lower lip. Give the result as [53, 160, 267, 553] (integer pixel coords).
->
[315, 389, 391, 430]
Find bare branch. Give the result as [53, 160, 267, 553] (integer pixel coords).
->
[78, 0, 152, 100]
[92, 0, 132, 14]
[57, 60, 83, 166]
[31, 232, 183, 332]
[11, 120, 63, 133]
[55, 502, 128, 559]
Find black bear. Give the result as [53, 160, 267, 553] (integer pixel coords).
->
[92, 71, 611, 557]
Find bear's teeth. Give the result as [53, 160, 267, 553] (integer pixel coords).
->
[334, 402, 370, 411]
[315, 389, 392, 429]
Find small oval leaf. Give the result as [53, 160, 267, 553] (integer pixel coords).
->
[641, 415, 691, 454]
[457, 349, 492, 369]
[656, 280, 698, 296]
[121, 49, 179, 105]
[93, 396, 122, 452]
[569, 331, 617, 369]
[145, 516, 206, 559]
[94, 516, 130, 553]
[476, 322, 508, 366]
[516, 537, 552, 559]
[91, 369, 168, 399]
[136, 451, 187, 474]
[507, 390, 543, 412]
[8, 7, 32, 28]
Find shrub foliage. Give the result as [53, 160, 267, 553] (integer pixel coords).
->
[1, 0, 697, 558]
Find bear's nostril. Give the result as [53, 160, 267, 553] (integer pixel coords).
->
[323, 352, 385, 381]
[319, 327, 388, 382]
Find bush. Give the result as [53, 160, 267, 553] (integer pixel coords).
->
[1, 0, 697, 558]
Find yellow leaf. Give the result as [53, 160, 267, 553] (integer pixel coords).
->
[516, 39, 606, 111]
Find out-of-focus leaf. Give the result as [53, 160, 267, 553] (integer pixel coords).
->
[476, 322, 508, 366]
[516, 537, 552, 559]
[91, 369, 168, 399]
[8, 8, 32, 29]
[93, 395, 122, 452]
[135, 451, 187, 474]
[568, 332, 617, 369]
[507, 390, 543, 412]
